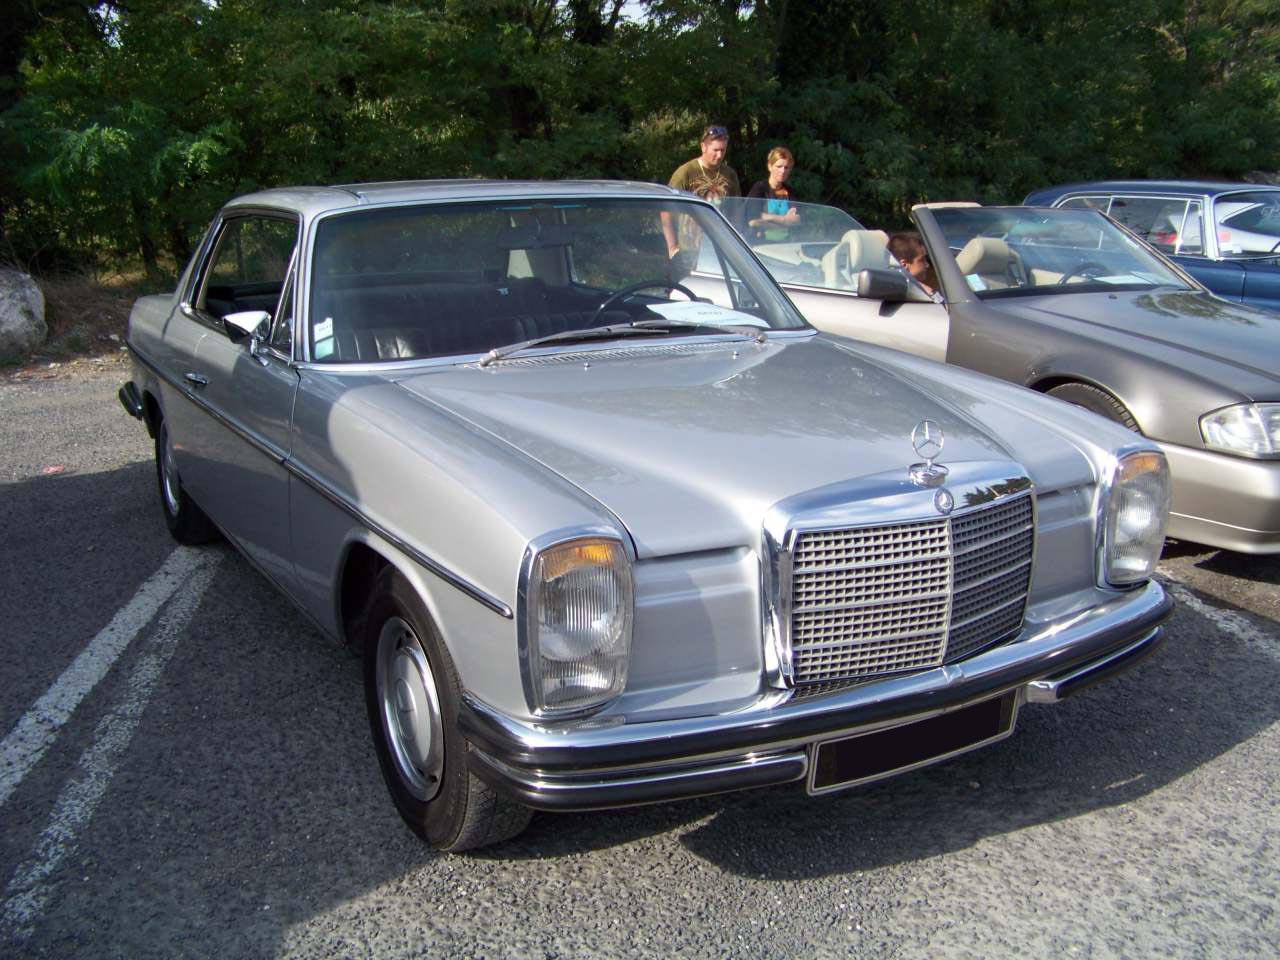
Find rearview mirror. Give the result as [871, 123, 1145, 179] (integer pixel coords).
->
[223, 310, 271, 343]
[856, 268, 910, 302]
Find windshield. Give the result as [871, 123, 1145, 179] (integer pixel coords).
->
[930, 207, 1190, 297]
[1213, 191, 1280, 257]
[706, 197, 903, 292]
[307, 197, 807, 363]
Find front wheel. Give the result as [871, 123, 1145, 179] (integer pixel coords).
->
[1047, 382, 1141, 432]
[363, 568, 532, 852]
[154, 418, 217, 545]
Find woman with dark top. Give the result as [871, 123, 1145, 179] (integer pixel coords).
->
[746, 147, 799, 236]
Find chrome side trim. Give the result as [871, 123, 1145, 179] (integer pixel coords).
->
[130, 340, 290, 467]
[286, 458, 514, 619]
[128, 340, 513, 619]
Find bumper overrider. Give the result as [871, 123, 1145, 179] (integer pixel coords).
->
[460, 581, 1172, 811]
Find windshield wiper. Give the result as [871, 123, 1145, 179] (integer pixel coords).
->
[630, 318, 769, 341]
[478, 319, 769, 367]
[478, 323, 679, 367]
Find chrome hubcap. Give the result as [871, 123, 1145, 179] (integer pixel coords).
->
[160, 426, 181, 516]
[376, 616, 444, 801]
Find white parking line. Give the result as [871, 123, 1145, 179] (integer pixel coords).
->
[0, 547, 213, 809]
[0, 556, 220, 943]
[1164, 580, 1280, 661]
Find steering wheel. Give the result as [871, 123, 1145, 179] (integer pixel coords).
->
[1058, 261, 1109, 285]
[588, 279, 699, 327]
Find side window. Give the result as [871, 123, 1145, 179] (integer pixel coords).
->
[1175, 201, 1204, 256]
[1108, 197, 1188, 253]
[1214, 192, 1280, 254]
[200, 216, 298, 320]
[1058, 196, 1111, 212]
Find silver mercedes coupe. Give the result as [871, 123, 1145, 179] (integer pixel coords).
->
[120, 181, 1173, 851]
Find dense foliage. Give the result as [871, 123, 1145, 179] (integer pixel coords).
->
[2, 0, 1278, 280]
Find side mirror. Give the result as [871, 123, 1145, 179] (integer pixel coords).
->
[223, 310, 271, 343]
[856, 268, 910, 302]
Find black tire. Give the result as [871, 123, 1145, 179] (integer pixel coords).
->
[154, 418, 218, 545]
[1047, 382, 1141, 433]
[363, 568, 532, 852]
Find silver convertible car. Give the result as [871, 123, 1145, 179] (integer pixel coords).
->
[712, 198, 1280, 554]
[120, 181, 1172, 851]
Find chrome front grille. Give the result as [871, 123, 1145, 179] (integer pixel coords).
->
[787, 494, 1033, 685]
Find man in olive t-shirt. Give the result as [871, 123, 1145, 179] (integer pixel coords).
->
[661, 124, 741, 270]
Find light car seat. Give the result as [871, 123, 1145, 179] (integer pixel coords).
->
[820, 229, 894, 290]
[955, 236, 1023, 290]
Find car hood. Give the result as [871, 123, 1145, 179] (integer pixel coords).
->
[1005, 289, 1280, 396]
[392, 336, 1094, 557]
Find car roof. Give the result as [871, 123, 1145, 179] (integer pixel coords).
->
[223, 179, 686, 219]
[1026, 179, 1280, 202]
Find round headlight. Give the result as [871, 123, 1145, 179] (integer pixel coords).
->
[522, 537, 633, 715]
[1102, 450, 1170, 586]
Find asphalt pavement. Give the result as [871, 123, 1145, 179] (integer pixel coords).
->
[1, 363, 1276, 959]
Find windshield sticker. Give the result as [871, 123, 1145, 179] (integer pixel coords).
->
[315, 337, 334, 359]
[315, 317, 334, 341]
[646, 301, 770, 328]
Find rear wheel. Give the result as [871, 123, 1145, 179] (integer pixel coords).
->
[1047, 382, 1141, 433]
[363, 568, 532, 852]
[154, 418, 217, 545]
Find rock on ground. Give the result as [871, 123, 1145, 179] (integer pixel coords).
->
[0, 269, 47, 359]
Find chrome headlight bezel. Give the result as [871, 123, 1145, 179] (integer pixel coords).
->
[517, 528, 635, 718]
[1097, 448, 1171, 587]
[1199, 402, 1280, 459]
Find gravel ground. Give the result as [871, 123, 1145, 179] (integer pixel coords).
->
[1, 366, 1276, 959]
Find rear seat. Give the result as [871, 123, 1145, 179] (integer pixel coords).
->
[311, 277, 613, 362]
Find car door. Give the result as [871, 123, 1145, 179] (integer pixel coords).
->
[1239, 261, 1280, 312]
[1210, 191, 1280, 311]
[181, 211, 302, 592]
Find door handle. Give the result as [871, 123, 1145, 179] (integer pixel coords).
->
[184, 372, 209, 387]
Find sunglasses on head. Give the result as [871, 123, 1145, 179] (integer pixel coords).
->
[702, 125, 729, 140]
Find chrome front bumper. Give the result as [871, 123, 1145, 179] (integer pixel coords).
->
[460, 581, 1172, 811]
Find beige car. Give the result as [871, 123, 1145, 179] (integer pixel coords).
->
[703, 198, 1280, 554]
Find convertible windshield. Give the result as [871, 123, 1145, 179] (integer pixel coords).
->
[930, 207, 1190, 297]
[709, 197, 902, 292]
[307, 197, 806, 363]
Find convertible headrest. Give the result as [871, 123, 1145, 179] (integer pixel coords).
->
[955, 237, 1012, 275]
[840, 229, 894, 270]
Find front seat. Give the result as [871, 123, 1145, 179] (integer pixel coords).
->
[955, 236, 1020, 290]
[821, 229, 893, 289]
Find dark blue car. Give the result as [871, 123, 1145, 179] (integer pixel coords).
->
[1023, 180, 1280, 312]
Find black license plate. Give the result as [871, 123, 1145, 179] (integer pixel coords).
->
[808, 692, 1019, 795]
